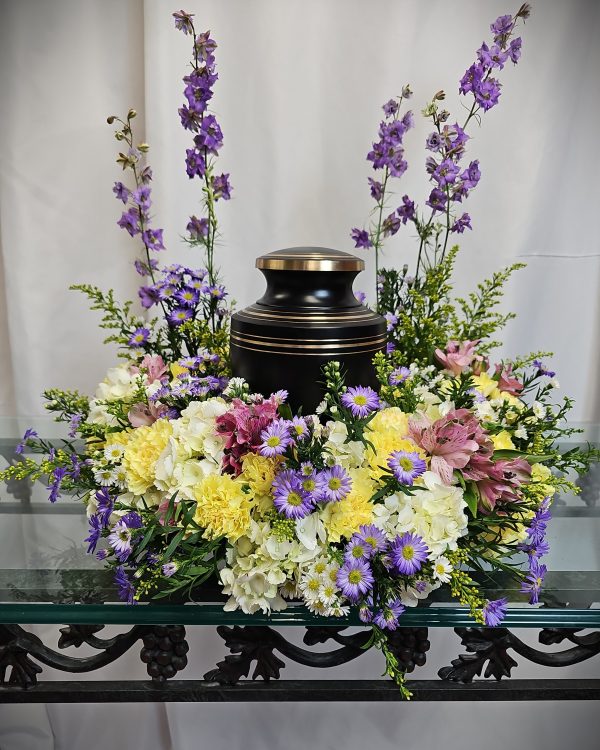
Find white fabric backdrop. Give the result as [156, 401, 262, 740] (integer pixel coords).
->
[1, 0, 599, 748]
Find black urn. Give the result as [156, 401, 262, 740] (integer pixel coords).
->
[230, 247, 386, 413]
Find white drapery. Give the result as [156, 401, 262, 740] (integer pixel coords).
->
[1, 0, 599, 748]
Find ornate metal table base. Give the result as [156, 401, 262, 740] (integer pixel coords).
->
[1, 623, 600, 701]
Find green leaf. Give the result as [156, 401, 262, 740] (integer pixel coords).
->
[135, 524, 156, 560]
[163, 528, 186, 560]
[463, 482, 479, 517]
[493, 449, 553, 464]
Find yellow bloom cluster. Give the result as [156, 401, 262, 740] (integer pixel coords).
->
[321, 467, 375, 542]
[193, 473, 254, 542]
[122, 420, 172, 495]
[364, 407, 424, 481]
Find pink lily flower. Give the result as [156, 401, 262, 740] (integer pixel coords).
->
[434, 340, 479, 376]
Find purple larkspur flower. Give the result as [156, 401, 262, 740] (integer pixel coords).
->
[357, 523, 387, 553]
[85, 515, 102, 554]
[426, 187, 447, 213]
[195, 114, 223, 154]
[114, 566, 136, 604]
[388, 450, 426, 486]
[341, 385, 380, 418]
[173, 10, 194, 35]
[474, 78, 502, 111]
[162, 562, 178, 577]
[451, 213, 472, 234]
[68, 413, 83, 438]
[368, 177, 384, 201]
[483, 597, 508, 627]
[187, 215, 209, 240]
[272, 470, 313, 519]
[382, 212, 401, 237]
[132, 185, 152, 209]
[386, 341, 396, 354]
[138, 285, 160, 309]
[117, 208, 140, 236]
[509, 37, 522, 64]
[477, 41, 509, 70]
[259, 420, 292, 457]
[426, 132, 443, 152]
[212, 172, 232, 200]
[491, 14, 513, 40]
[351, 228, 372, 249]
[128, 327, 150, 347]
[142, 228, 165, 252]
[384, 312, 398, 332]
[179, 105, 201, 131]
[373, 599, 405, 631]
[15, 428, 38, 455]
[382, 99, 399, 117]
[185, 148, 206, 178]
[316, 465, 352, 503]
[112, 181, 129, 203]
[459, 63, 485, 96]
[389, 366, 411, 386]
[48, 466, 67, 503]
[520, 560, 547, 604]
[433, 159, 460, 187]
[533, 360, 556, 378]
[355, 290, 367, 304]
[168, 307, 193, 327]
[390, 532, 429, 575]
[460, 160, 481, 189]
[337, 559, 374, 602]
[397, 195, 415, 224]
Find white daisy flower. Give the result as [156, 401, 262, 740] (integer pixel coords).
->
[93, 467, 116, 486]
[104, 443, 125, 463]
[432, 556, 453, 583]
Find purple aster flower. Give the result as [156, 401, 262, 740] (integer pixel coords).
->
[451, 213, 472, 234]
[117, 208, 140, 236]
[168, 307, 193, 327]
[341, 385, 380, 418]
[337, 559, 374, 602]
[138, 285, 160, 309]
[67, 413, 83, 438]
[351, 228, 372, 249]
[389, 532, 429, 575]
[368, 177, 384, 201]
[357, 523, 387, 553]
[316, 465, 352, 503]
[259, 420, 292, 457]
[358, 602, 373, 623]
[108, 521, 133, 559]
[388, 450, 426, 485]
[142, 228, 165, 251]
[509, 37, 522, 64]
[426, 132, 443, 152]
[187, 215, 209, 240]
[48, 466, 67, 503]
[386, 341, 396, 354]
[15, 428, 38, 455]
[388, 366, 411, 386]
[112, 181, 129, 203]
[85, 515, 102, 554]
[520, 537, 550, 559]
[176, 288, 200, 307]
[162, 562, 178, 577]
[212, 172, 232, 200]
[474, 78, 502, 111]
[114, 566, 136, 604]
[397, 194, 415, 224]
[344, 535, 372, 562]
[288, 416, 309, 441]
[520, 560, 547, 604]
[128, 327, 150, 347]
[121, 511, 143, 529]
[300, 461, 315, 477]
[96, 549, 109, 561]
[373, 599, 405, 631]
[382, 99, 399, 117]
[426, 187, 447, 213]
[272, 470, 313, 519]
[483, 597, 508, 627]
[96, 488, 114, 527]
[533, 360, 556, 378]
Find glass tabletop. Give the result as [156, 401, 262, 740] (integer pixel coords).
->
[2, 421, 600, 628]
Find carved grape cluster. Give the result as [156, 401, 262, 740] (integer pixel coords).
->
[386, 627, 430, 673]
[140, 625, 189, 682]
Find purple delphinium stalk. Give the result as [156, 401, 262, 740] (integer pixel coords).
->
[389, 532, 429, 575]
[387, 450, 427, 485]
[336, 559, 374, 602]
[316, 465, 352, 503]
[259, 420, 292, 457]
[114, 566, 136, 604]
[341, 386, 380, 418]
[272, 470, 313, 519]
[483, 597, 508, 627]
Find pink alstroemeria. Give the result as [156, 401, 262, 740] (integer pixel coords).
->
[495, 363, 523, 395]
[409, 408, 481, 484]
[434, 340, 479, 376]
[472, 457, 531, 512]
[128, 401, 168, 427]
[129, 354, 168, 384]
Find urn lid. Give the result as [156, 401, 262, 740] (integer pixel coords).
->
[256, 246, 364, 273]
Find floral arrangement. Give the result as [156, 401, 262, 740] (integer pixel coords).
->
[3, 5, 598, 697]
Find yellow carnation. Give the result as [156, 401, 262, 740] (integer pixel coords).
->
[122, 420, 172, 495]
[472, 372, 498, 398]
[193, 473, 253, 542]
[491, 430, 516, 451]
[321, 467, 375, 542]
[239, 453, 280, 497]
[369, 407, 409, 436]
